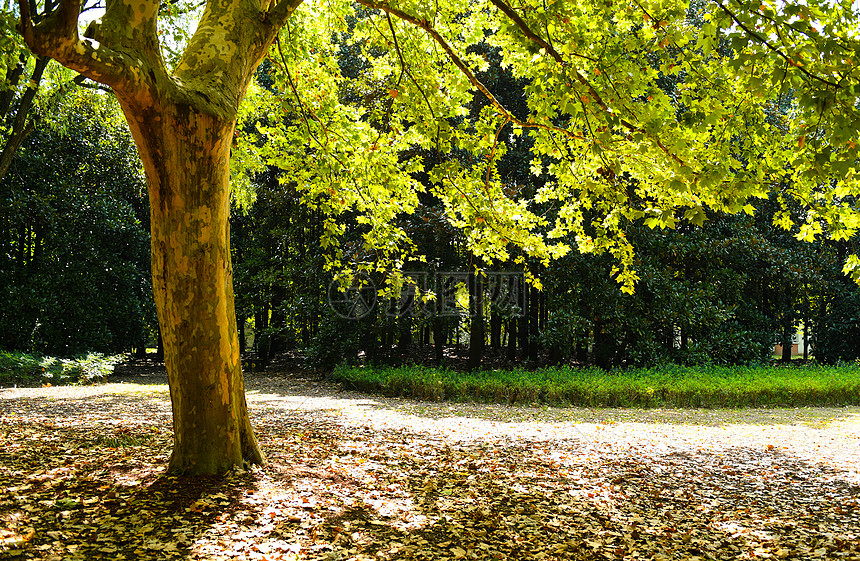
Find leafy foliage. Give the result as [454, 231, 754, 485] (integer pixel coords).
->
[226, 0, 860, 371]
[0, 350, 122, 386]
[0, 92, 153, 356]
[236, 0, 860, 294]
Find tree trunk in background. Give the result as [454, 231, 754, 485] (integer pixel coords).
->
[255, 304, 269, 354]
[433, 317, 444, 366]
[383, 313, 394, 348]
[803, 285, 809, 361]
[398, 317, 412, 349]
[518, 300, 529, 360]
[490, 311, 502, 350]
[361, 317, 378, 361]
[528, 287, 539, 360]
[593, 323, 614, 369]
[267, 284, 286, 361]
[507, 317, 517, 361]
[575, 340, 587, 363]
[781, 330, 793, 362]
[467, 274, 484, 370]
[155, 326, 164, 362]
[238, 316, 247, 355]
[539, 289, 547, 333]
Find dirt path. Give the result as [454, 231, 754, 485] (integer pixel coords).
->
[1, 370, 859, 560]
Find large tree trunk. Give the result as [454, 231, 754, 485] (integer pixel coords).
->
[126, 104, 263, 474]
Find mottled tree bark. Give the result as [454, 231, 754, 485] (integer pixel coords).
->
[132, 106, 263, 473]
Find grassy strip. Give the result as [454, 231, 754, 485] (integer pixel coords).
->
[0, 351, 123, 387]
[331, 363, 860, 408]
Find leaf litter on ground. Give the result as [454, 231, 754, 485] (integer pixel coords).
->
[0, 366, 858, 560]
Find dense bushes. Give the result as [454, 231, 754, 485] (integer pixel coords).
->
[0, 98, 154, 356]
[810, 264, 860, 364]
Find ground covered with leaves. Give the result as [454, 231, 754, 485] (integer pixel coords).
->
[1, 365, 859, 560]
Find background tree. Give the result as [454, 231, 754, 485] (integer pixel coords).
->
[0, 91, 153, 355]
[0, 0, 108, 181]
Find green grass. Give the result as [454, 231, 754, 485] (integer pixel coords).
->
[0, 351, 123, 387]
[330, 362, 860, 408]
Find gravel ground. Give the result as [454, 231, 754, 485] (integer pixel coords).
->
[5, 369, 860, 472]
[1, 366, 859, 560]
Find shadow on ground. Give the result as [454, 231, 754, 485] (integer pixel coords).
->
[1, 408, 858, 560]
[1, 365, 859, 559]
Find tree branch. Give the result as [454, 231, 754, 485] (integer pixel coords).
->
[488, 0, 563, 62]
[72, 74, 113, 92]
[713, 0, 840, 89]
[0, 55, 28, 120]
[264, 0, 305, 30]
[0, 56, 50, 181]
[17, 0, 146, 96]
[489, 0, 685, 166]
[85, 0, 162, 65]
[357, 0, 587, 144]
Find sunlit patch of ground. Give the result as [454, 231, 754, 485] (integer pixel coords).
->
[0, 369, 858, 560]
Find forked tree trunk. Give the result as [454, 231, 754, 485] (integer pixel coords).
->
[18, 0, 302, 476]
[124, 103, 263, 474]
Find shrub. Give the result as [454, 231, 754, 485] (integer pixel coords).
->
[0, 351, 122, 386]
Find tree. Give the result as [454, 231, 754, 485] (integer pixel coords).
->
[0, 93, 153, 355]
[15, 0, 306, 474]
[13, 0, 860, 474]
[1, 5, 49, 181]
[0, 0, 108, 182]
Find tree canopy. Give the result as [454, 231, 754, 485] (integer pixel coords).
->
[12, 0, 860, 288]
[226, 0, 860, 294]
